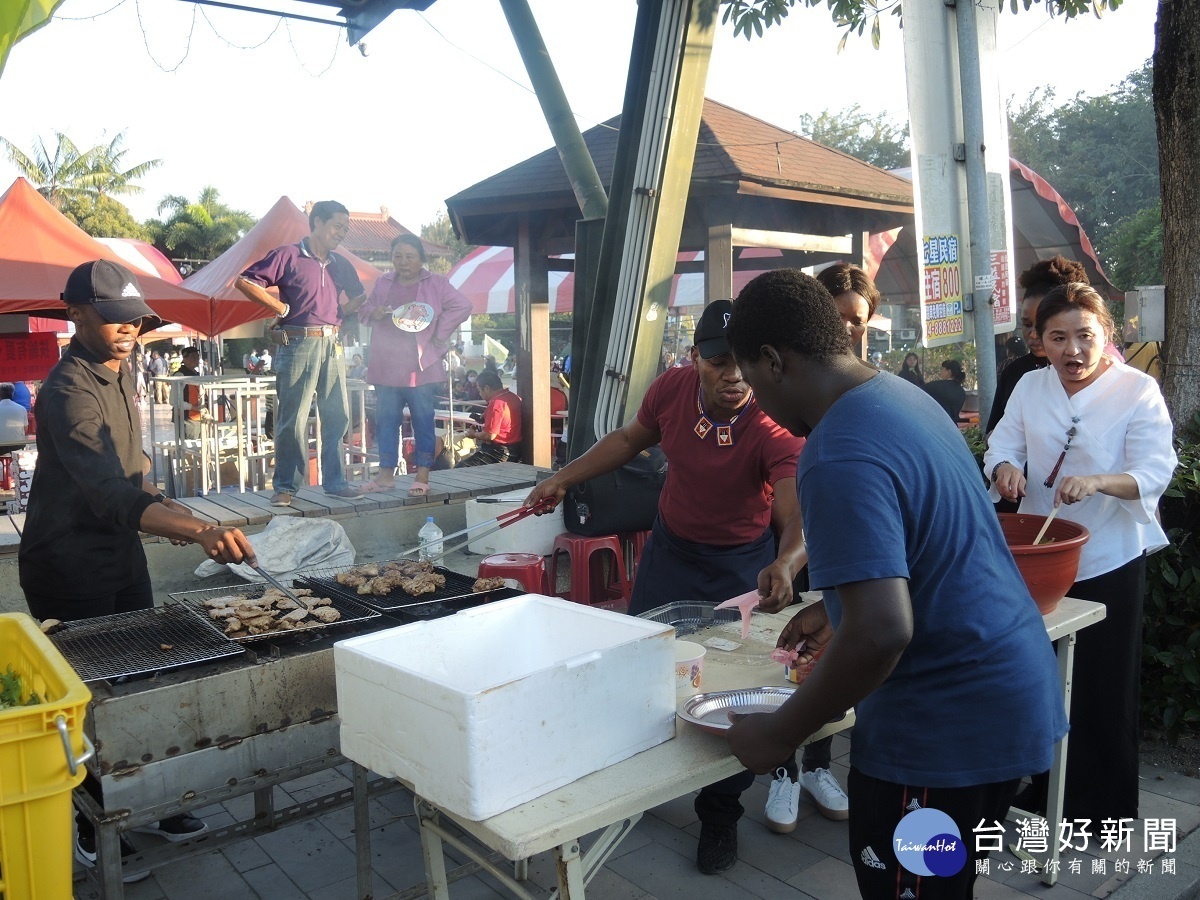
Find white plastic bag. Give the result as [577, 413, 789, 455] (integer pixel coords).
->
[193, 516, 356, 582]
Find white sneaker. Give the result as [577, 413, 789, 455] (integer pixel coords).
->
[765, 767, 801, 833]
[800, 767, 849, 821]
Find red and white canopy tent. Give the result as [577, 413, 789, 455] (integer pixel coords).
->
[181, 196, 383, 336]
[26, 238, 199, 341]
[868, 159, 1120, 311]
[0, 178, 214, 332]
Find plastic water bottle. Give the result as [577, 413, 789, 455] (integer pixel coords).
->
[417, 516, 444, 561]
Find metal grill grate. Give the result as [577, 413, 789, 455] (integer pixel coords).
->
[298, 563, 521, 618]
[169, 582, 381, 643]
[49, 604, 245, 683]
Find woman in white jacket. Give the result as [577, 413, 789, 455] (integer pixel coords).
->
[985, 281, 1176, 823]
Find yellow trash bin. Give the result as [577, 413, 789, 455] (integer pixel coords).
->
[0, 613, 91, 899]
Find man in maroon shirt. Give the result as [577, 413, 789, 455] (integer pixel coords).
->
[526, 299, 808, 874]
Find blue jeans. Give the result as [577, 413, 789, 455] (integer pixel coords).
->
[376, 383, 438, 470]
[272, 335, 350, 493]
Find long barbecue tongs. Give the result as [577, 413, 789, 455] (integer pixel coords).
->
[395, 497, 556, 564]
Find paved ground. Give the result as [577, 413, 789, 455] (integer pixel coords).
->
[74, 729, 1200, 900]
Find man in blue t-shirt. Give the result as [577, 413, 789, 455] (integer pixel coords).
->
[724, 269, 1067, 900]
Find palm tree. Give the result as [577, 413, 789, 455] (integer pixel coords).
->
[1, 130, 162, 235]
[82, 131, 162, 199]
[147, 187, 255, 264]
[0, 131, 97, 209]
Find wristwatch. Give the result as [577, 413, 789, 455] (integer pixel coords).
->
[152, 492, 167, 504]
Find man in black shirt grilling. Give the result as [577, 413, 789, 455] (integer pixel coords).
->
[18, 260, 259, 880]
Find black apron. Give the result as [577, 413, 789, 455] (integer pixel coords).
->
[627, 515, 775, 616]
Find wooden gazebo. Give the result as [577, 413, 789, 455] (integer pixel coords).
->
[445, 98, 915, 465]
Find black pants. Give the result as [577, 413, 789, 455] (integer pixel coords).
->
[848, 768, 1020, 900]
[459, 440, 522, 467]
[1028, 553, 1145, 821]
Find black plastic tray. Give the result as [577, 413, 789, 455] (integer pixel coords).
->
[297, 564, 520, 615]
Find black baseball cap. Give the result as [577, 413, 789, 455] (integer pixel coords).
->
[62, 260, 160, 327]
[694, 299, 734, 359]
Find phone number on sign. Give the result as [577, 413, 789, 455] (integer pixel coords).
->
[927, 316, 964, 339]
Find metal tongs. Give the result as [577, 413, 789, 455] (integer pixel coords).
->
[397, 497, 556, 564]
[252, 564, 307, 606]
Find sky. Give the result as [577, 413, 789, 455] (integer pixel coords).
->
[0, 0, 1158, 233]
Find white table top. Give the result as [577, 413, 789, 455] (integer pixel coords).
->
[414, 606, 844, 860]
[414, 595, 1104, 861]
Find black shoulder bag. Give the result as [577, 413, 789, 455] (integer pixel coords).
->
[563, 446, 667, 536]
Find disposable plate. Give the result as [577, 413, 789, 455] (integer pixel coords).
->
[677, 687, 796, 735]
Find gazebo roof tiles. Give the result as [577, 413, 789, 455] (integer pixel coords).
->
[447, 97, 912, 211]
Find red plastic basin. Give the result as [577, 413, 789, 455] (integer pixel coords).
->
[998, 513, 1090, 615]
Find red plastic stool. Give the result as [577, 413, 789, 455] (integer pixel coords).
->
[618, 530, 651, 581]
[477, 553, 548, 594]
[549, 534, 630, 609]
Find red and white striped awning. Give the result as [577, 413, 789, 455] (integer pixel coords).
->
[95, 238, 183, 284]
[447, 246, 766, 315]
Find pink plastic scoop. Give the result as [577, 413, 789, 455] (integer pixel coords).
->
[714, 590, 762, 639]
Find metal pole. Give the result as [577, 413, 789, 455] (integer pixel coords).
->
[498, 0, 608, 221]
[954, 0, 998, 418]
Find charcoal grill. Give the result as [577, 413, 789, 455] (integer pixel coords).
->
[169, 581, 380, 642]
[49, 604, 244, 682]
[298, 562, 523, 621]
[75, 612, 399, 899]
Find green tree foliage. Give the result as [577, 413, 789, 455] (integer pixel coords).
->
[1142, 415, 1200, 741]
[84, 131, 162, 200]
[1106, 199, 1164, 288]
[421, 209, 474, 272]
[721, 0, 1123, 50]
[60, 194, 150, 241]
[800, 104, 909, 170]
[146, 187, 255, 265]
[0, 130, 160, 233]
[1007, 63, 1158, 287]
[1, 131, 94, 209]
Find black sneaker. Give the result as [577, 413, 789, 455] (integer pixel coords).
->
[74, 823, 150, 884]
[133, 813, 209, 842]
[696, 822, 738, 874]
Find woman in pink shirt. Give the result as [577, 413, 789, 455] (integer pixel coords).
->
[359, 235, 472, 495]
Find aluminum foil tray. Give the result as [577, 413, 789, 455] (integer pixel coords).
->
[637, 602, 742, 637]
[678, 687, 796, 735]
[169, 582, 380, 643]
[48, 604, 245, 683]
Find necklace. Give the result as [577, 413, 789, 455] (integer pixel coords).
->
[694, 386, 750, 447]
[1043, 416, 1081, 488]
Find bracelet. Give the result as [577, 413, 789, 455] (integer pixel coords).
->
[990, 461, 1012, 483]
[278, 303, 290, 319]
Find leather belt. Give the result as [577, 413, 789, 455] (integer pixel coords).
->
[281, 325, 338, 337]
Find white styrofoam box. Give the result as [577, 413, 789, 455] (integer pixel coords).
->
[465, 489, 567, 556]
[335, 594, 676, 820]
